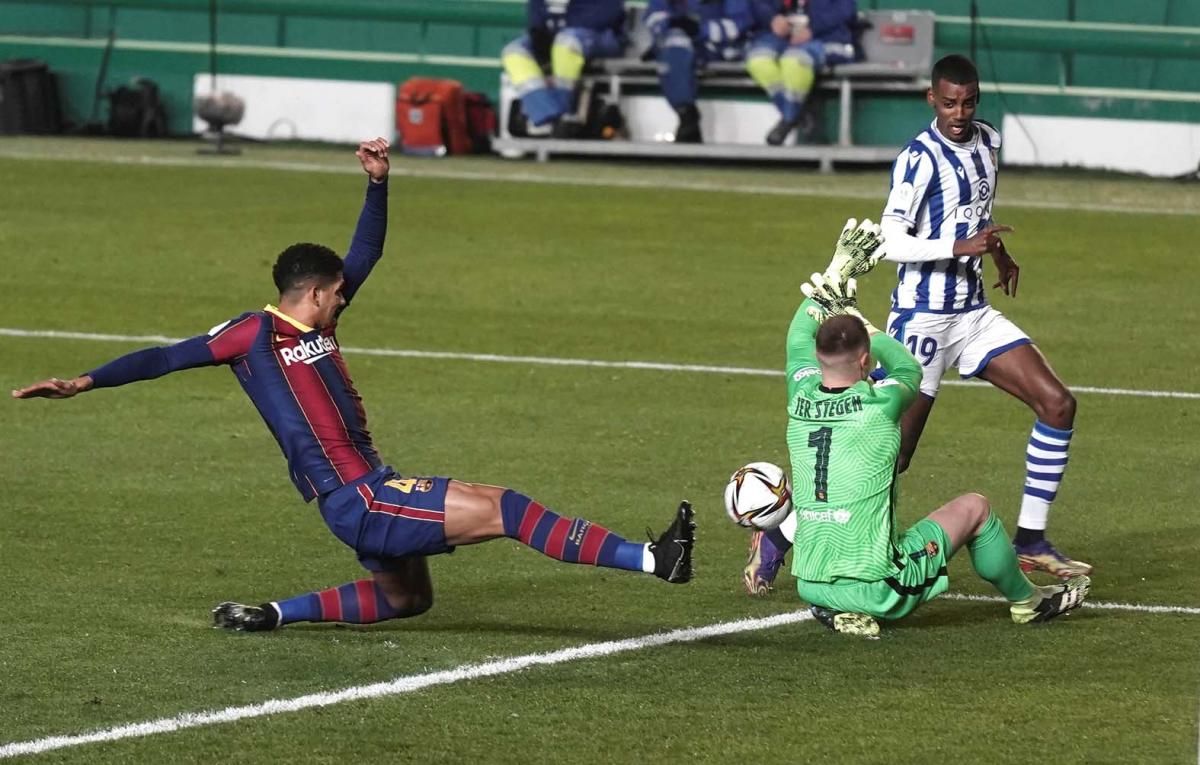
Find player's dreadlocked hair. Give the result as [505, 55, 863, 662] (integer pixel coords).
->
[931, 54, 979, 88]
[272, 243, 344, 294]
[815, 315, 870, 359]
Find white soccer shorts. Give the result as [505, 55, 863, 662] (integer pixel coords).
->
[884, 305, 1031, 397]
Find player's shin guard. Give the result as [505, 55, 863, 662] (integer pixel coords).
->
[969, 512, 1036, 602]
[1016, 420, 1073, 543]
[500, 490, 649, 573]
[273, 579, 410, 626]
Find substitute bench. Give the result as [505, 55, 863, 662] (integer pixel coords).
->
[493, 9, 935, 172]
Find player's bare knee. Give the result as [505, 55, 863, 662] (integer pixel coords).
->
[383, 589, 433, 617]
[1037, 387, 1076, 428]
[963, 492, 990, 530]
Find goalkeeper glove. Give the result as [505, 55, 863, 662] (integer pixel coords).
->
[823, 218, 886, 284]
[801, 273, 880, 334]
[802, 272, 856, 317]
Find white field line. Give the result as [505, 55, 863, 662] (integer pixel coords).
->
[2, 590, 1197, 759]
[941, 592, 1200, 616]
[0, 611, 811, 759]
[4, 327, 1200, 401]
[0, 147, 1194, 217]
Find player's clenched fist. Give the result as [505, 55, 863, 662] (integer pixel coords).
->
[356, 137, 390, 183]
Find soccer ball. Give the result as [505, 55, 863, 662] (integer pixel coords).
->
[724, 462, 792, 530]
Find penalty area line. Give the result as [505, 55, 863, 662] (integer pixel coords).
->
[0, 611, 811, 759]
[4, 326, 1200, 401]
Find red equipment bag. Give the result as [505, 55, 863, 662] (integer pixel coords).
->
[463, 91, 497, 153]
[395, 78, 471, 156]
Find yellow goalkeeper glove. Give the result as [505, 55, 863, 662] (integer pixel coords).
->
[823, 217, 886, 284]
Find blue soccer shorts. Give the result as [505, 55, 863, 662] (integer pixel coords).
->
[318, 467, 455, 572]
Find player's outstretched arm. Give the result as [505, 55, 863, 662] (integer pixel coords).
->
[12, 328, 243, 401]
[340, 138, 391, 308]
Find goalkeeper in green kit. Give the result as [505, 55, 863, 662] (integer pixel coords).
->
[779, 219, 1091, 637]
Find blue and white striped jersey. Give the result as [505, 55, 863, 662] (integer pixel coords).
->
[881, 119, 1001, 314]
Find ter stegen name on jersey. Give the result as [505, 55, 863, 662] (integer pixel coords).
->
[793, 395, 864, 419]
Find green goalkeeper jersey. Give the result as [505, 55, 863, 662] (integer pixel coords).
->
[785, 300, 922, 584]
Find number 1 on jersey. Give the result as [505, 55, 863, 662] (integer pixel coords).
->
[808, 426, 832, 502]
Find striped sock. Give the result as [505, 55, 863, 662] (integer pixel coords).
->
[1016, 420, 1073, 541]
[499, 490, 650, 573]
[273, 579, 403, 626]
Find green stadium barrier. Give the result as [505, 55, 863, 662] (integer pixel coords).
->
[1, 0, 1197, 141]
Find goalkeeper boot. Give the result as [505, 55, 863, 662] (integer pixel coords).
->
[1014, 539, 1093, 578]
[742, 530, 786, 595]
[649, 501, 696, 584]
[212, 601, 279, 632]
[810, 605, 880, 639]
[1010, 575, 1090, 624]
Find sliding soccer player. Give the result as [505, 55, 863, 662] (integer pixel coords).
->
[12, 138, 695, 631]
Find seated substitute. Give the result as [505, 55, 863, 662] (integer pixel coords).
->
[12, 138, 695, 632]
[768, 219, 1090, 637]
[644, 0, 772, 143]
[746, 0, 858, 146]
[502, 0, 627, 136]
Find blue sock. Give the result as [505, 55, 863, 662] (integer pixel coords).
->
[765, 527, 793, 553]
[500, 490, 647, 572]
[274, 579, 403, 625]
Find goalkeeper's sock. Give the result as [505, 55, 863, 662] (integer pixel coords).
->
[273, 580, 407, 626]
[500, 490, 650, 573]
[970, 512, 1036, 602]
[1015, 420, 1073, 544]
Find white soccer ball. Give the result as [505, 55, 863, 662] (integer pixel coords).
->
[724, 462, 792, 530]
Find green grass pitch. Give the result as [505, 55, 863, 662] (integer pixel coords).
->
[1, 138, 1197, 763]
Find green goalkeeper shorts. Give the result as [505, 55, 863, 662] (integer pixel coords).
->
[796, 519, 951, 621]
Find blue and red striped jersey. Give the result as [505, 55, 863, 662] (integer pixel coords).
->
[205, 306, 381, 500]
[85, 179, 389, 502]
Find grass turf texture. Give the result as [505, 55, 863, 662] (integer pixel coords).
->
[1, 139, 1198, 763]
